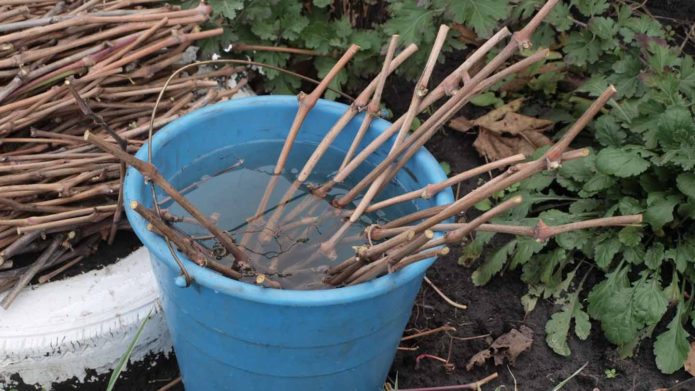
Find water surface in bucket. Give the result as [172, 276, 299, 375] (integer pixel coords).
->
[161, 140, 417, 290]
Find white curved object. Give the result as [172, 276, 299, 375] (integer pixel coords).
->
[0, 247, 172, 389]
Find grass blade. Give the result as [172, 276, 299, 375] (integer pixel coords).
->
[106, 309, 153, 391]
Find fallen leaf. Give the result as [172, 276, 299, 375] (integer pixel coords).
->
[449, 98, 554, 161]
[451, 23, 480, 45]
[490, 325, 534, 366]
[449, 116, 474, 133]
[480, 112, 553, 134]
[684, 341, 695, 376]
[471, 98, 525, 129]
[465, 348, 491, 371]
[464, 326, 534, 371]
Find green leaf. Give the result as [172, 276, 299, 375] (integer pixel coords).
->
[632, 276, 668, 326]
[618, 196, 643, 215]
[645, 243, 665, 270]
[572, 0, 609, 17]
[545, 301, 573, 356]
[676, 173, 695, 199]
[594, 116, 626, 147]
[444, 0, 509, 38]
[520, 172, 554, 191]
[593, 274, 667, 346]
[569, 199, 602, 214]
[470, 92, 502, 107]
[656, 108, 695, 171]
[595, 147, 650, 178]
[510, 236, 545, 269]
[439, 161, 451, 176]
[474, 198, 492, 212]
[618, 226, 643, 247]
[575, 306, 591, 340]
[313, 0, 332, 7]
[647, 43, 679, 73]
[303, 14, 348, 52]
[472, 240, 516, 286]
[644, 192, 681, 230]
[383, 0, 437, 46]
[546, 1, 572, 31]
[654, 302, 690, 374]
[594, 235, 622, 269]
[545, 288, 591, 356]
[209, 0, 244, 19]
[107, 311, 152, 391]
[581, 173, 616, 195]
[587, 266, 629, 319]
[678, 55, 695, 97]
[458, 232, 495, 266]
[563, 31, 602, 66]
[589, 16, 618, 40]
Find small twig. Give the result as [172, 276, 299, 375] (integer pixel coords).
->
[365, 154, 526, 213]
[339, 34, 400, 171]
[66, 78, 126, 245]
[423, 276, 467, 310]
[38, 255, 84, 283]
[1, 233, 64, 309]
[232, 43, 327, 57]
[274, 44, 360, 175]
[401, 324, 456, 341]
[398, 373, 499, 391]
[157, 376, 182, 391]
[130, 201, 241, 281]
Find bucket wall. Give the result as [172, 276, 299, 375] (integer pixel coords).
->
[124, 96, 454, 391]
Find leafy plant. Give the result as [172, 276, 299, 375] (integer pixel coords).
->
[604, 368, 617, 379]
[184, 0, 695, 375]
[461, 0, 695, 375]
[185, 0, 511, 96]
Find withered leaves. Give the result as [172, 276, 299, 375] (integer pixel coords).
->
[449, 98, 554, 161]
[466, 325, 534, 370]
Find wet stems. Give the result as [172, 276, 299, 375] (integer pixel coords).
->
[131, 201, 242, 281]
[84, 131, 250, 268]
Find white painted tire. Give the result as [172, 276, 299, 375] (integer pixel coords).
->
[0, 247, 172, 389]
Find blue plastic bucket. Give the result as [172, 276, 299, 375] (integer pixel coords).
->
[123, 96, 454, 391]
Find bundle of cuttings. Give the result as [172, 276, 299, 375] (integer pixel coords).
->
[0, 0, 248, 308]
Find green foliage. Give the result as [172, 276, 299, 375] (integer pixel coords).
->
[456, 1, 695, 374]
[545, 281, 591, 356]
[194, 0, 513, 95]
[654, 301, 690, 374]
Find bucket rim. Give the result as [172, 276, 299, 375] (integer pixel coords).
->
[123, 95, 454, 306]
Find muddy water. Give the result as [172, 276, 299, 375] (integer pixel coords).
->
[162, 141, 416, 290]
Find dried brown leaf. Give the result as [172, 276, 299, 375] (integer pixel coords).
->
[483, 112, 553, 135]
[465, 348, 492, 371]
[464, 326, 534, 371]
[471, 98, 524, 130]
[684, 341, 695, 376]
[449, 116, 474, 132]
[469, 99, 554, 160]
[490, 325, 534, 366]
[451, 23, 480, 45]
